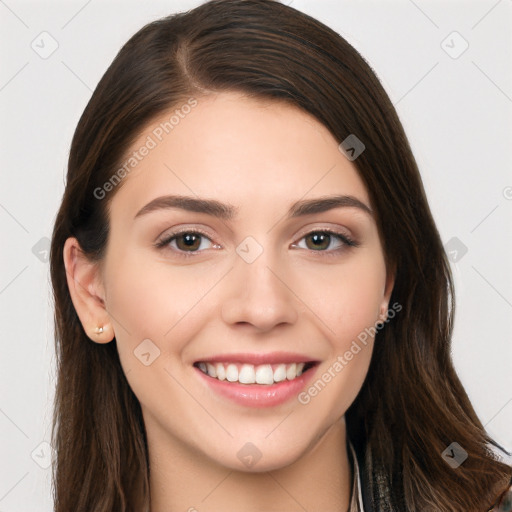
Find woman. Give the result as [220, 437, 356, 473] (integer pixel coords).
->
[49, 0, 512, 510]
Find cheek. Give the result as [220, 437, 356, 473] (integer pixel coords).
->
[105, 245, 191, 332]
[296, 252, 387, 348]
[105, 256, 167, 337]
[102, 251, 184, 377]
[334, 278, 383, 347]
[103, 249, 221, 366]
[311, 255, 386, 412]
[102, 251, 200, 409]
[297, 258, 385, 419]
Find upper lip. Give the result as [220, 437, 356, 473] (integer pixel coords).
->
[194, 352, 319, 365]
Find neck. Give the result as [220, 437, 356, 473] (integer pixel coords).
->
[146, 416, 353, 512]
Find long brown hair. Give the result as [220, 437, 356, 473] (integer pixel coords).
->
[49, 1, 512, 510]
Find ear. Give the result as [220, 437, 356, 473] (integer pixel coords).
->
[378, 264, 396, 322]
[63, 237, 114, 343]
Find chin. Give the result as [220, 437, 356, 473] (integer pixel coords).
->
[204, 436, 310, 474]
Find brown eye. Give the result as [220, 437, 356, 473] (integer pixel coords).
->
[304, 232, 332, 251]
[156, 230, 215, 254]
[175, 233, 203, 251]
[292, 229, 358, 255]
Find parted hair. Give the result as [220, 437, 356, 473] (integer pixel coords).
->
[49, 1, 512, 510]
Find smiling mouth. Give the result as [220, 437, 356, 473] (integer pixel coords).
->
[193, 361, 317, 385]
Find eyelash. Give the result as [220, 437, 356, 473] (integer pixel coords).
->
[154, 228, 359, 258]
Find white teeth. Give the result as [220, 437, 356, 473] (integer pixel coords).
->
[255, 364, 274, 385]
[286, 363, 297, 380]
[239, 364, 256, 384]
[197, 361, 311, 384]
[215, 363, 226, 381]
[226, 364, 239, 382]
[273, 364, 287, 382]
[206, 363, 217, 378]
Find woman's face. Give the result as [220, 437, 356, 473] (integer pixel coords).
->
[72, 91, 393, 471]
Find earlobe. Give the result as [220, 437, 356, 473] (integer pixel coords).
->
[63, 237, 114, 343]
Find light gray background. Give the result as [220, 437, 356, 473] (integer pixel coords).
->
[1, 0, 511, 509]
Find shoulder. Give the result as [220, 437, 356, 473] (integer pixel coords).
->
[487, 441, 512, 512]
[487, 483, 512, 511]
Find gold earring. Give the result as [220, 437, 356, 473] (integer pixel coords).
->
[94, 326, 105, 334]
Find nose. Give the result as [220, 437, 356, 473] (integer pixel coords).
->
[220, 249, 299, 332]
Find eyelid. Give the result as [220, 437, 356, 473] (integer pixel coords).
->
[155, 225, 216, 244]
[156, 221, 353, 241]
[293, 223, 354, 242]
[155, 224, 359, 256]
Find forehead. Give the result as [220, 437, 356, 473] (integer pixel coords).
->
[108, 91, 370, 220]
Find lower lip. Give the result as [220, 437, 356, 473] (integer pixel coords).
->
[194, 365, 318, 408]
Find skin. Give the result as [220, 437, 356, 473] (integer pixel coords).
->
[64, 91, 394, 512]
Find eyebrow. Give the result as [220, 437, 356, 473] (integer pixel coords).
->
[133, 194, 373, 220]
